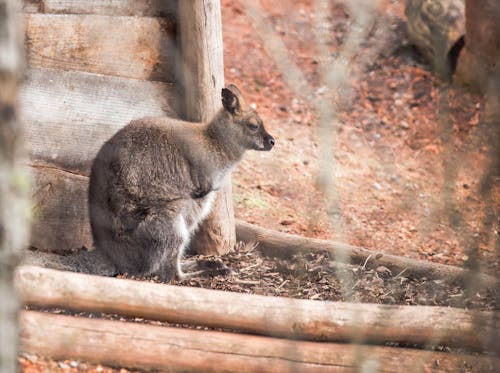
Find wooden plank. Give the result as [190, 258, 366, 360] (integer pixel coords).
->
[17, 266, 498, 352]
[24, 13, 176, 81]
[20, 67, 180, 174]
[30, 166, 92, 252]
[178, 0, 236, 256]
[20, 311, 498, 372]
[23, 0, 177, 19]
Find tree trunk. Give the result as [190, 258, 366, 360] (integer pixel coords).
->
[455, 0, 500, 91]
[405, 0, 465, 78]
[178, 0, 236, 255]
[16, 266, 497, 351]
[0, 0, 29, 371]
[19, 311, 498, 373]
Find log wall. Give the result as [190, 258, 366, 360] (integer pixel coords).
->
[21, 0, 183, 252]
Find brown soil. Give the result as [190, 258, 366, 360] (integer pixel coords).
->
[20, 1, 498, 372]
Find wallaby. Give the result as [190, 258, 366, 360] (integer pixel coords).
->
[25, 84, 275, 281]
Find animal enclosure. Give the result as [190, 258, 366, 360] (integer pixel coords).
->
[11, 0, 499, 372]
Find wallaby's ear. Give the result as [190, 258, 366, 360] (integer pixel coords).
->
[222, 84, 244, 114]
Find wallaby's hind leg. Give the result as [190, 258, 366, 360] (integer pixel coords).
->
[104, 208, 185, 282]
[174, 214, 231, 280]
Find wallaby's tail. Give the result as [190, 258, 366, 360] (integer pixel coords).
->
[23, 249, 117, 276]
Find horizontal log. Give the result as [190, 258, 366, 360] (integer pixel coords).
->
[25, 13, 176, 81]
[16, 266, 497, 351]
[21, 67, 180, 174]
[235, 220, 497, 288]
[23, 0, 177, 18]
[19, 311, 498, 372]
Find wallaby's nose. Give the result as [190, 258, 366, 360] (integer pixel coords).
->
[265, 135, 275, 150]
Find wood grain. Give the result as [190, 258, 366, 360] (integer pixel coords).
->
[21, 67, 179, 174]
[23, 0, 177, 18]
[19, 311, 498, 372]
[17, 265, 498, 352]
[30, 166, 92, 252]
[25, 13, 176, 81]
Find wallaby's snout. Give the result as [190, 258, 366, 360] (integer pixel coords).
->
[221, 84, 276, 152]
[263, 132, 275, 151]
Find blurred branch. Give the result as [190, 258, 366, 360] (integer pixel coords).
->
[0, 0, 30, 372]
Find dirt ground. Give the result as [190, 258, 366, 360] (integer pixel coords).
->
[20, 1, 498, 372]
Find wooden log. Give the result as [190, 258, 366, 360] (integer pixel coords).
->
[178, 0, 236, 256]
[235, 220, 498, 288]
[24, 13, 176, 81]
[16, 266, 498, 351]
[19, 311, 498, 372]
[405, 0, 465, 77]
[21, 67, 180, 174]
[23, 0, 177, 19]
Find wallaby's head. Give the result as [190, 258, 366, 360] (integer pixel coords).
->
[221, 84, 275, 151]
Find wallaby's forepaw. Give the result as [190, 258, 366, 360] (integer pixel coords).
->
[192, 187, 211, 199]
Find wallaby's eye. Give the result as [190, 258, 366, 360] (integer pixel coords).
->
[246, 123, 259, 131]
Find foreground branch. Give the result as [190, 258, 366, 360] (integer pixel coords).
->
[16, 266, 496, 351]
[20, 311, 497, 373]
[235, 220, 497, 288]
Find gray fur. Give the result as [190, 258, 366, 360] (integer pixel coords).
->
[26, 85, 275, 281]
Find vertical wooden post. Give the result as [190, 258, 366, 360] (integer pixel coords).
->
[178, 0, 236, 255]
[0, 0, 29, 371]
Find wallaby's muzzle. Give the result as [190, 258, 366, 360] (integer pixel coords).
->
[263, 134, 275, 151]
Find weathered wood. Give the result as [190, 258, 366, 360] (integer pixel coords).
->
[405, 0, 465, 77]
[24, 13, 176, 81]
[23, 0, 177, 18]
[178, 0, 235, 256]
[0, 0, 29, 371]
[178, 0, 224, 123]
[21, 67, 179, 174]
[16, 266, 498, 351]
[30, 167, 92, 252]
[235, 220, 498, 288]
[20, 311, 498, 372]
